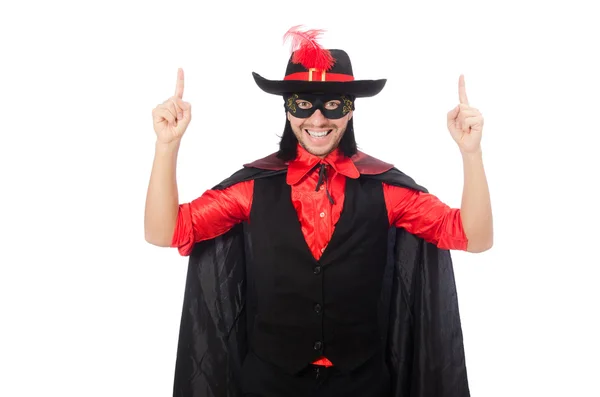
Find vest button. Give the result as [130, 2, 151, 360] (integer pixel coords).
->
[314, 341, 323, 351]
[314, 303, 322, 314]
[313, 266, 321, 275]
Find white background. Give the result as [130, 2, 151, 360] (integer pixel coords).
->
[1, 0, 599, 396]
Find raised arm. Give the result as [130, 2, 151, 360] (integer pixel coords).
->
[144, 68, 192, 246]
[384, 76, 493, 253]
[447, 75, 493, 252]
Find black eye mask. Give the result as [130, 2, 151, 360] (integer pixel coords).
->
[285, 93, 354, 119]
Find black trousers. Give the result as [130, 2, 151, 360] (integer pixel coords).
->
[241, 351, 391, 397]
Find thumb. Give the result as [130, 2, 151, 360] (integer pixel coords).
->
[181, 101, 192, 120]
[447, 105, 460, 121]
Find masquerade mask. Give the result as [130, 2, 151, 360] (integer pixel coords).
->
[285, 93, 354, 119]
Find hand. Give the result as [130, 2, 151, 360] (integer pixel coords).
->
[152, 68, 192, 144]
[447, 75, 484, 154]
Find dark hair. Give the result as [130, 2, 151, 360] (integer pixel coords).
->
[276, 97, 357, 161]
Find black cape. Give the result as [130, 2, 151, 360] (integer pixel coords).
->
[171, 165, 470, 397]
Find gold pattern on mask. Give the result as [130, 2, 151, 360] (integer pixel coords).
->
[286, 94, 299, 113]
[342, 96, 353, 115]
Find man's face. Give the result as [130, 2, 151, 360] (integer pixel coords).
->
[286, 93, 353, 158]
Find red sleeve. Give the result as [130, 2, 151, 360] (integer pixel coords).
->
[383, 183, 468, 251]
[171, 180, 253, 256]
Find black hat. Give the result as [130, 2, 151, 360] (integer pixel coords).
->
[252, 27, 386, 98]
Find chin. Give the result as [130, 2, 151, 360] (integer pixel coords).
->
[301, 143, 336, 157]
[291, 124, 345, 158]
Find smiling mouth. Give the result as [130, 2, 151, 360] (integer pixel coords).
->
[305, 129, 332, 138]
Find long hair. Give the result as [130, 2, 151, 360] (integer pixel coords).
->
[276, 114, 357, 162]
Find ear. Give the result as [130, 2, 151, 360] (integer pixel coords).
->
[287, 112, 291, 122]
[348, 110, 353, 120]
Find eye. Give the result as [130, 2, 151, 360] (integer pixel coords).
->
[296, 100, 312, 109]
[325, 101, 340, 110]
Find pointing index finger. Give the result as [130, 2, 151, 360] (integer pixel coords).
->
[175, 68, 184, 99]
[458, 74, 469, 106]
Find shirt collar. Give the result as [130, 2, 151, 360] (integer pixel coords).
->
[286, 144, 360, 185]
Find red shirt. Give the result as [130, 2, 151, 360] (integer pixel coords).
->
[171, 145, 468, 366]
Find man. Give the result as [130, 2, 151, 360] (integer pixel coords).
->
[145, 26, 492, 397]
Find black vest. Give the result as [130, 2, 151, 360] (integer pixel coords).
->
[247, 172, 390, 374]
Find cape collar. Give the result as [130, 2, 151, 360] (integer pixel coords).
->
[243, 144, 394, 184]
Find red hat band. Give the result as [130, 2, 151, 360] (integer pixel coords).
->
[284, 70, 355, 82]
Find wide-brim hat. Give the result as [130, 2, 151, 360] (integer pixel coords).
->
[253, 27, 387, 98]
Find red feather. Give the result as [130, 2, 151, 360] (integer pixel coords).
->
[283, 25, 335, 71]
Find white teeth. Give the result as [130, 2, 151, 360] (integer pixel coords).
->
[307, 130, 329, 138]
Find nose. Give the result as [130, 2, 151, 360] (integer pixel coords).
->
[309, 109, 328, 126]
